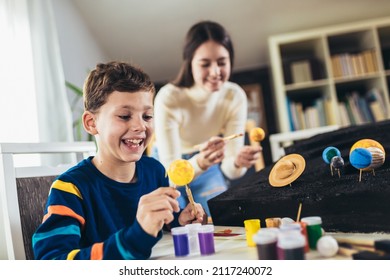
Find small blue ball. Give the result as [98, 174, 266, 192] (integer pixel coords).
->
[350, 148, 372, 169]
[322, 147, 341, 164]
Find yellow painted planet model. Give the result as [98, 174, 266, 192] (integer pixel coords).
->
[350, 139, 385, 154]
[250, 127, 265, 142]
[350, 139, 385, 171]
[167, 159, 195, 186]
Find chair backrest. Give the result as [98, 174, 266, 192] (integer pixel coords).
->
[0, 142, 96, 260]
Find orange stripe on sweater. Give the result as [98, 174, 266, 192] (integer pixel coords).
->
[43, 205, 85, 227]
[91, 242, 104, 260]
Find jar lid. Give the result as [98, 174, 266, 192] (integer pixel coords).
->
[277, 231, 306, 249]
[253, 230, 278, 244]
[171, 226, 189, 235]
[301, 216, 322, 225]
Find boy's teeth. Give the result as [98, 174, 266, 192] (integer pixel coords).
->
[125, 139, 142, 144]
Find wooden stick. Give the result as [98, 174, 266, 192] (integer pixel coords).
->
[193, 133, 243, 150]
[359, 169, 362, 182]
[185, 184, 197, 216]
[296, 202, 302, 222]
[223, 133, 244, 141]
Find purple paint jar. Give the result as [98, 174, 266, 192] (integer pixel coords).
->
[171, 226, 189, 257]
[198, 225, 215, 255]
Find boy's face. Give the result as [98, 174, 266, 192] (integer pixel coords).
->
[90, 90, 154, 164]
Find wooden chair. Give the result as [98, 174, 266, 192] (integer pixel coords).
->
[0, 142, 96, 260]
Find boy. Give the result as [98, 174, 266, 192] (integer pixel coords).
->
[32, 61, 204, 260]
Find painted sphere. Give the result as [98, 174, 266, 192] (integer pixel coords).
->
[350, 139, 385, 155]
[322, 147, 341, 164]
[350, 148, 372, 170]
[331, 156, 344, 169]
[167, 159, 195, 186]
[316, 236, 339, 258]
[250, 127, 265, 142]
[365, 146, 385, 170]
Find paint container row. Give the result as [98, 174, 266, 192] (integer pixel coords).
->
[171, 224, 215, 257]
[252, 216, 323, 260]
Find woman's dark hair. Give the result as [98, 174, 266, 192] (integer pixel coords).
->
[173, 20, 234, 88]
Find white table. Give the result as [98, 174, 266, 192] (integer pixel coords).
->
[151, 226, 390, 260]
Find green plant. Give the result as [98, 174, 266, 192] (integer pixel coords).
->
[65, 81, 94, 141]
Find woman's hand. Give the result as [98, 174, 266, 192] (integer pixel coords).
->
[196, 136, 226, 170]
[234, 145, 263, 169]
[136, 187, 181, 237]
[178, 202, 205, 225]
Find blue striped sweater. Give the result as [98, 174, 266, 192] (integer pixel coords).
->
[32, 156, 179, 260]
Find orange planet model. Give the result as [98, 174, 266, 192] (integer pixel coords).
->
[167, 159, 195, 186]
[350, 139, 385, 154]
[350, 139, 385, 171]
[250, 127, 265, 142]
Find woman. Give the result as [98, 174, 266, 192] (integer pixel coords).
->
[153, 21, 262, 217]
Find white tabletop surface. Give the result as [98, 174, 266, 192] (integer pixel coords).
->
[151, 225, 390, 260]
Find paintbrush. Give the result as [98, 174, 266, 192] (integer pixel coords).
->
[334, 237, 390, 253]
[338, 245, 390, 260]
[193, 133, 244, 150]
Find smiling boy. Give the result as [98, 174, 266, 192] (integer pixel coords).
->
[32, 61, 204, 260]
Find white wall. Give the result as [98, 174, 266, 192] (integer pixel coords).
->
[53, 1, 107, 87]
[52, 1, 107, 140]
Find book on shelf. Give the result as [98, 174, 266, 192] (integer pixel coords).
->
[331, 49, 378, 78]
[365, 88, 387, 121]
[286, 98, 297, 131]
[362, 49, 377, 73]
[296, 102, 306, 130]
[290, 60, 312, 83]
[369, 102, 386, 121]
[331, 56, 342, 78]
[338, 102, 351, 126]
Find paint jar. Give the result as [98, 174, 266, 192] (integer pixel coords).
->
[297, 222, 310, 253]
[280, 222, 309, 253]
[244, 219, 261, 247]
[198, 225, 215, 255]
[265, 217, 281, 228]
[279, 223, 301, 232]
[277, 231, 306, 260]
[301, 216, 322, 250]
[171, 226, 190, 257]
[185, 223, 202, 254]
[252, 228, 279, 260]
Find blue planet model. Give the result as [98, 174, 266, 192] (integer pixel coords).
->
[322, 147, 341, 164]
[350, 148, 372, 169]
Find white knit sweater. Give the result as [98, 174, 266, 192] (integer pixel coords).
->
[153, 81, 248, 179]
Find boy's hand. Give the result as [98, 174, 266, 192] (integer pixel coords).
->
[178, 202, 205, 225]
[136, 187, 181, 237]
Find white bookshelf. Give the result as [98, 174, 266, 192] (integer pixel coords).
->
[268, 17, 390, 133]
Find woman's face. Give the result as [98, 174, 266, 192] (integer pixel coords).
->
[191, 40, 231, 93]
